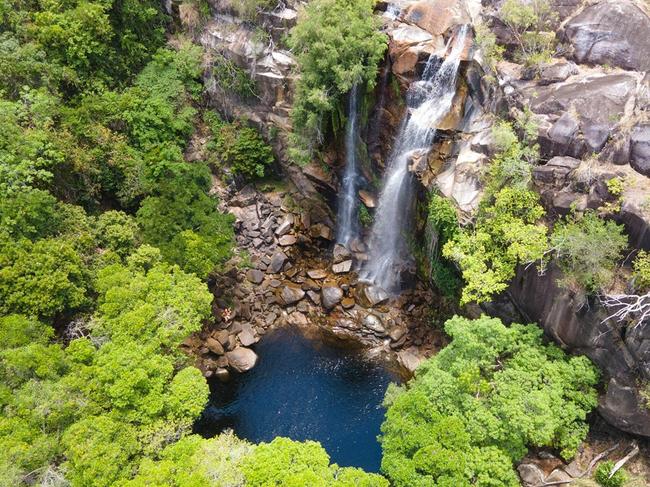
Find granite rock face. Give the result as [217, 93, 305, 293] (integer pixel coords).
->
[561, 0, 650, 72]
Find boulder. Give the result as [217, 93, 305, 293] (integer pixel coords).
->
[358, 190, 376, 208]
[397, 348, 423, 372]
[206, 337, 224, 355]
[363, 314, 386, 336]
[630, 124, 650, 177]
[562, 0, 650, 72]
[402, 0, 470, 36]
[524, 73, 637, 159]
[362, 285, 390, 307]
[246, 269, 264, 284]
[268, 251, 288, 273]
[275, 215, 294, 236]
[517, 463, 545, 487]
[278, 235, 297, 246]
[214, 368, 230, 382]
[322, 285, 344, 309]
[333, 244, 352, 264]
[307, 269, 328, 279]
[288, 311, 309, 326]
[226, 347, 258, 373]
[538, 61, 578, 86]
[309, 223, 334, 241]
[238, 326, 257, 347]
[332, 260, 353, 274]
[280, 285, 305, 305]
[306, 290, 321, 305]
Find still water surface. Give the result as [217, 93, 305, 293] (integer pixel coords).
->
[195, 327, 400, 472]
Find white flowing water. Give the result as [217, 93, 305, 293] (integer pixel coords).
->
[361, 25, 469, 292]
[336, 84, 361, 246]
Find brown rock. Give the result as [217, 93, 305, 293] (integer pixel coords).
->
[341, 298, 355, 309]
[246, 269, 264, 284]
[307, 269, 328, 279]
[206, 337, 225, 355]
[281, 285, 305, 305]
[278, 234, 297, 246]
[226, 347, 258, 373]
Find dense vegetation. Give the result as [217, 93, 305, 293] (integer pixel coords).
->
[288, 0, 387, 164]
[381, 315, 599, 486]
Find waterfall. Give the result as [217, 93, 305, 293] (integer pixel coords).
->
[361, 25, 469, 292]
[336, 84, 361, 246]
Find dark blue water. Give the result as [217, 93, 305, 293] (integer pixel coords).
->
[194, 327, 400, 472]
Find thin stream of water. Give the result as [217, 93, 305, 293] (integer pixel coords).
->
[361, 25, 469, 292]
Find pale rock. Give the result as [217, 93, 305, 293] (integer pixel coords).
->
[332, 260, 353, 274]
[226, 347, 258, 373]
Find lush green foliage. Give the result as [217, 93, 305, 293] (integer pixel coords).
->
[443, 188, 548, 304]
[632, 250, 650, 292]
[0, 259, 212, 486]
[595, 461, 627, 487]
[427, 194, 462, 297]
[136, 164, 235, 278]
[381, 315, 599, 486]
[288, 0, 387, 163]
[551, 212, 627, 293]
[499, 0, 557, 66]
[211, 53, 259, 99]
[474, 22, 504, 72]
[242, 437, 389, 486]
[207, 113, 275, 181]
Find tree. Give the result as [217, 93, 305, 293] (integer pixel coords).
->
[381, 316, 599, 486]
[242, 437, 389, 486]
[443, 188, 548, 304]
[0, 237, 88, 318]
[498, 0, 557, 67]
[551, 212, 627, 293]
[288, 0, 387, 162]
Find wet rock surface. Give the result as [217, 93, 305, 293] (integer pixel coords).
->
[185, 183, 444, 378]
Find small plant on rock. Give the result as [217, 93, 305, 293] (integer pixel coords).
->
[595, 460, 627, 487]
[498, 0, 557, 67]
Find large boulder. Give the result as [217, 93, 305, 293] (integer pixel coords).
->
[521, 72, 638, 158]
[226, 347, 258, 373]
[630, 124, 650, 177]
[321, 284, 344, 310]
[561, 0, 650, 72]
[402, 0, 471, 36]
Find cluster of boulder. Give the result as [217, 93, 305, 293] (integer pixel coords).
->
[184, 183, 444, 380]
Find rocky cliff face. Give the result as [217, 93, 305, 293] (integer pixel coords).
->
[181, 0, 650, 437]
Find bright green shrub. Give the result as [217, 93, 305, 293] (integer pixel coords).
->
[595, 461, 627, 487]
[94, 210, 140, 258]
[207, 114, 275, 180]
[288, 0, 387, 162]
[242, 437, 389, 486]
[551, 212, 627, 293]
[0, 237, 88, 318]
[443, 187, 548, 304]
[498, 0, 557, 67]
[632, 250, 650, 292]
[381, 315, 599, 486]
[211, 54, 258, 99]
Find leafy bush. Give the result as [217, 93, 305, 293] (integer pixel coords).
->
[207, 114, 275, 181]
[358, 204, 373, 228]
[551, 212, 627, 293]
[444, 188, 548, 304]
[211, 54, 258, 99]
[595, 461, 627, 487]
[475, 21, 504, 72]
[288, 0, 387, 162]
[427, 195, 462, 297]
[242, 437, 389, 486]
[632, 250, 650, 292]
[136, 163, 235, 278]
[498, 0, 557, 67]
[381, 315, 599, 486]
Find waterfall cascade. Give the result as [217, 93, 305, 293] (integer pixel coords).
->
[360, 25, 469, 292]
[336, 84, 361, 246]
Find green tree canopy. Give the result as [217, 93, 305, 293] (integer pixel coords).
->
[381, 315, 599, 486]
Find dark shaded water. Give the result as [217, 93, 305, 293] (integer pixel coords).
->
[194, 327, 400, 472]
